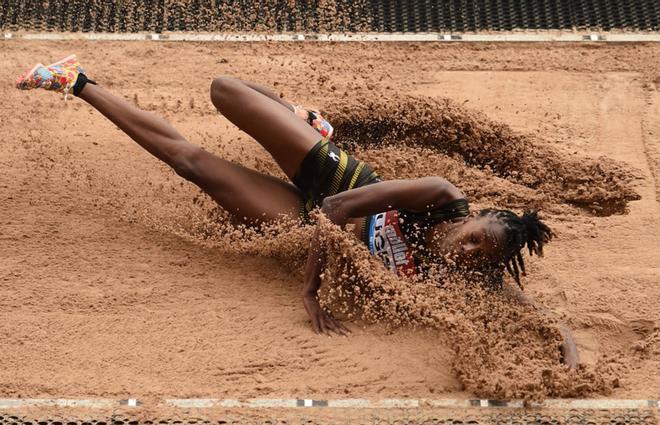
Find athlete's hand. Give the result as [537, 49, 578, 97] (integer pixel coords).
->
[303, 294, 350, 336]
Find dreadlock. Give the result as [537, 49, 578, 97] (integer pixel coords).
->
[478, 209, 554, 289]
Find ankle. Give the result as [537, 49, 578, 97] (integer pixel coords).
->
[73, 73, 96, 97]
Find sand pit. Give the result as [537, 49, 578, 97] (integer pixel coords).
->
[0, 41, 658, 402]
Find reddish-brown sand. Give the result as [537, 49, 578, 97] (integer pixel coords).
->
[0, 41, 658, 402]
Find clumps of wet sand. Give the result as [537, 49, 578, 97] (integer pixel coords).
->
[323, 93, 640, 215]
[312, 214, 616, 401]
[140, 198, 621, 400]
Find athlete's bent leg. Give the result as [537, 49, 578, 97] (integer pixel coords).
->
[77, 83, 303, 224]
[241, 80, 295, 112]
[210, 76, 321, 180]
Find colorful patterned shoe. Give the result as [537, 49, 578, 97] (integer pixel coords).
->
[15, 54, 85, 100]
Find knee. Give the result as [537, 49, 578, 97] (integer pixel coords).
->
[210, 76, 240, 110]
[171, 145, 204, 182]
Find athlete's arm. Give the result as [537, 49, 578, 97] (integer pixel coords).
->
[501, 283, 580, 369]
[302, 224, 350, 335]
[322, 176, 464, 225]
[302, 177, 464, 335]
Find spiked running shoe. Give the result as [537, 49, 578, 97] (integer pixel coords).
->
[15, 54, 85, 99]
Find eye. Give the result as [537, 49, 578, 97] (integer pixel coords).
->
[469, 233, 480, 244]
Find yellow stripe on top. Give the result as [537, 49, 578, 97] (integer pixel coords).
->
[316, 140, 330, 169]
[329, 151, 348, 195]
[348, 161, 365, 190]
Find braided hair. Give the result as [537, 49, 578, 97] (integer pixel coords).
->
[478, 209, 554, 289]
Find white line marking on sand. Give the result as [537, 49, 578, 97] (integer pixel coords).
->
[158, 398, 658, 410]
[0, 399, 116, 408]
[0, 398, 657, 410]
[245, 399, 299, 408]
[3, 32, 660, 43]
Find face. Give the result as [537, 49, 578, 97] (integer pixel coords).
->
[428, 216, 506, 268]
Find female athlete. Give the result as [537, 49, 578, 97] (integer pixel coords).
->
[16, 55, 578, 368]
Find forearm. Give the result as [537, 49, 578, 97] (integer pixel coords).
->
[321, 177, 464, 224]
[302, 220, 349, 335]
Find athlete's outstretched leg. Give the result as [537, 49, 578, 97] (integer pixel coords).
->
[76, 83, 303, 223]
[210, 76, 322, 180]
[15, 56, 303, 224]
[78, 84, 194, 175]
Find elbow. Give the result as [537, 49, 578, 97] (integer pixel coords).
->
[427, 176, 463, 204]
[427, 176, 451, 193]
[321, 195, 350, 224]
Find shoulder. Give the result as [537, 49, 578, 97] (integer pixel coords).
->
[410, 176, 467, 210]
[431, 176, 465, 202]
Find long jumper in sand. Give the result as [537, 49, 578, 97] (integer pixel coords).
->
[15, 55, 579, 368]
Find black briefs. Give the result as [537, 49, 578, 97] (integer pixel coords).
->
[293, 140, 380, 221]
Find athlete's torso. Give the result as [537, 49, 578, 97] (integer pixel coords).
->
[364, 210, 418, 277]
[297, 108, 469, 276]
[359, 199, 471, 277]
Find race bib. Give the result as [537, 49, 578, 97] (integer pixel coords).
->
[368, 211, 417, 277]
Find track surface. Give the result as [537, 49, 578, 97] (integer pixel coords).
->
[0, 41, 658, 400]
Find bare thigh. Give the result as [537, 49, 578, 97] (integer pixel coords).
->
[186, 147, 303, 224]
[210, 76, 321, 181]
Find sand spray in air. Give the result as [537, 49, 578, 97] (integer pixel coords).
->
[126, 187, 622, 401]
[324, 93, 640, 215]
[312, 213, 618, 401]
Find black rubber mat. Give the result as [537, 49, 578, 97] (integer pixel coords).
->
[0, 0, 658, 33]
